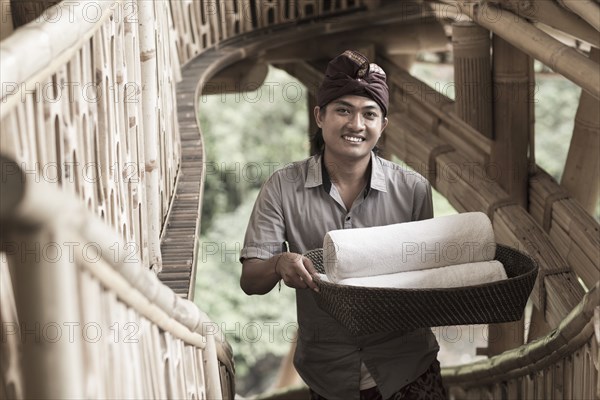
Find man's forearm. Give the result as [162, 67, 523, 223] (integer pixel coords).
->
[240, 255, 282, 295]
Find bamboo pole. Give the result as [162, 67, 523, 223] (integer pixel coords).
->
[526, 0, 600, 48]
[452, 21, 493, 138]
[458, 1, 600, 100]
[7, 226, 85, 398]
[560, 47, 600, 215]
[138, 1, 163, 272]
[559, 0, 600, 32]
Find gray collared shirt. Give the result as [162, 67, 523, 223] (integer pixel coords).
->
[240, 152, 439, 400]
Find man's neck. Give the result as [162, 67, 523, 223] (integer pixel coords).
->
[323, 151, 371, 187]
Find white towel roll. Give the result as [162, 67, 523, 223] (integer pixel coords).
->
[334, 261, 507, 289]
[323, 212, 496, 283]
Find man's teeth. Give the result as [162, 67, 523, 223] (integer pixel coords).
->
[343, 136, 364, 142]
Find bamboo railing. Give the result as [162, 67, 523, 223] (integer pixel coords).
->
[0, 0, 179, 273]
[0, 155, 234, 398]
[443, 282, 599, 399]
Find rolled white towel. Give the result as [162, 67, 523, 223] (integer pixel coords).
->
[332, 260, 507, 289]
[323, 212, 496, 283]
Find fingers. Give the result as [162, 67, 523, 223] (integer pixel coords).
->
[278, 253, 319, 292]
[302, 256, 317, 275]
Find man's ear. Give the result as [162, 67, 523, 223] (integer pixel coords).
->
[381, 116, 389, 132]
[314, 106, 323, 128]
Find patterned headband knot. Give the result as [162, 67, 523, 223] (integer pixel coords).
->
[317, 50, 389, 116]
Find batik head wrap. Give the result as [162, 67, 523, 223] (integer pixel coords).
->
[316, 50, 389, 116]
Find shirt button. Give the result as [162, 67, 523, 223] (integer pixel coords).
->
[346, 216, 351, 221]
[357, 347, 362, 351]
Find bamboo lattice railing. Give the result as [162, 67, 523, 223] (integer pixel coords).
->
[0, 0, 220, 398]
[0, 0, 180, 273]
[0, 156, 233, 398]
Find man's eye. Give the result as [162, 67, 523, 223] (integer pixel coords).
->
[336, 108, 349, 114]
[365, 112, 377, 119]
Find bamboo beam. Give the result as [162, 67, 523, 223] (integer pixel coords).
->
[261, 19, 448, 63]
[531, 0, 600, 48]
[496, 0, 600, 48]
[559, 0, 600, 32]
[203, 59, 268, 95]
[490, 35, 531, 208]
[457, 1, 600, 100]
[560, 48, 600, 215]
[452, 21, 493, 138]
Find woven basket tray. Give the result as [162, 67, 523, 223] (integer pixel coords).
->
[305, 244, 538, 336]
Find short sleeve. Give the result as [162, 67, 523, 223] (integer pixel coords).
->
[413, 180, 433, 221]
[239, 173, 286, 262]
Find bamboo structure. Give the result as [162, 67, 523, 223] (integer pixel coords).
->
[561, 47, 600, 215]
[490, 36, 531, 207]
[452, 21, 493, 138]
[455, 0, 600, 100]
[1, 0, 599, 398]
[0, 156, 233, 398]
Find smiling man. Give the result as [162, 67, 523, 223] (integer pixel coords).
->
[240, 50, 446, 400]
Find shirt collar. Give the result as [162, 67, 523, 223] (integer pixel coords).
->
[304, 152, 388, 193]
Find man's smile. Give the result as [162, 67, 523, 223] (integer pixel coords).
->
[342, 135, 366, 143]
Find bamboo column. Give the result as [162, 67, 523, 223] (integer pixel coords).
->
[486, 35, 532, 356]
[560, 48, 600, 215]
[490, 35, 531, 207]
[452, 22, 493, 138]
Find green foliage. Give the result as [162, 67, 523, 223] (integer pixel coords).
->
[198, 68, 309, 233]
[533, 77, 579, 181]
[195, 66, 309, 395]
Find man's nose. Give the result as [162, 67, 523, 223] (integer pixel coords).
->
[347, 113, 365, 130]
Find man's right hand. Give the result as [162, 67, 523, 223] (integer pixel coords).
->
[275, 252, 319, 292]
[241, 252, 319, 295]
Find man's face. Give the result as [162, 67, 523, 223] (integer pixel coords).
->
[314, 95, 388, 163]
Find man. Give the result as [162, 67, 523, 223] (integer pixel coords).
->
[240, 50, 446, 400]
